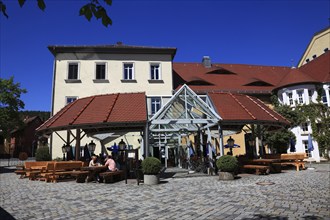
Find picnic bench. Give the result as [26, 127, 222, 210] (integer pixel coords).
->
[242, 164, 270, 175]
[237, 156, 270, 175]
[264, 153, 306, 171]
[46, 161, 87, 183]
[99, 170, 125, 183]
[15, 161, 50, 180]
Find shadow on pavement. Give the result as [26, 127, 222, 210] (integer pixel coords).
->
[0, 207, 15, 220]
[0, 167, 15, 174]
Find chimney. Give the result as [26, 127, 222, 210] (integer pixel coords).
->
[202, 56, 211, 68]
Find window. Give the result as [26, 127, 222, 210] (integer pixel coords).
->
[308, 90, 314, 102]
[301, 122, 309, 132]
[151, 98, 161, 115]
[68, 63, 79, 80]
[66, 97, 77, 105]
[297, 90, 304, 104]
[150, 64, 161, 80]
[303, 140, 311, 157]
[95, 63, 106, 80]
[287, 92, 293, 105]
[123, 63, 134, 80]
[321, 90, 328, 106]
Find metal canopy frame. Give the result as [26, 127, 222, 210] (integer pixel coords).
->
[150, 84, 221, 133]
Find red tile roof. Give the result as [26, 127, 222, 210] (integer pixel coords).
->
[173, 62, 291, 94]
[37, 93, 147, 133]
[299, 52, 330, 83]
[208, 92, 290, 126]
[275, 68, 319, 89]
[174, 52, 329, 93]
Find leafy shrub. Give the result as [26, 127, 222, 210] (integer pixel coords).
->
[35, 147, 51, 161]
[141, 157, 161, 175]
[216, 155, 239, 173]
[18, 152, 28, 161]
[53, 157, 63, 161]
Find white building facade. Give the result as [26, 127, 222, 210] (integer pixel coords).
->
[48, 44, 176, 159]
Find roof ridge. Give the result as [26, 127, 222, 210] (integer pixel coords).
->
[246, 96, 279, 121]
[229, 93, 257, 120]
[103, 93, 120, 122]
[69, 96, 95, 125]
[174, 62, 290, 69]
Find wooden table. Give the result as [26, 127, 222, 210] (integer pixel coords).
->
[81, 166, 107, 182]
[249, 159, 282, 173]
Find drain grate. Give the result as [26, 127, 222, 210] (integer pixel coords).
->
[256, 181, 275, 185]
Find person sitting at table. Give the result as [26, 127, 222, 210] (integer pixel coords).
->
[89, 156, 100, 167]
[104, 155, 118, 172]
[89, 156, 102, 182]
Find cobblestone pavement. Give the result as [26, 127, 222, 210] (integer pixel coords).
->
[0, 160, 329, 220]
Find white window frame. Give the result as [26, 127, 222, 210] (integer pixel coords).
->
[287, 92, 294, 106]
[123, 63, 135, 80]
[301, 122, 309, 133]
[297, 90, 304, 104]
[150, 63, 161, 80]
[321, 90, 328, 106]
[67, 62, 80, 80]
[151, 97, 161, 115]
[66, 96, 78, 105]
[308, 89, 314, 103]
[95, 62, 107, 80]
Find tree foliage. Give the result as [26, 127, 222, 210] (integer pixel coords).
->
[296, 103, 330, 155]
[265, 94, 330, 155]
[0, 0, 112, 27]
[0, 76, 27, 138]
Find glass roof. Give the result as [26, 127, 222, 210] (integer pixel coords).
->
[149, 85, 221, 134]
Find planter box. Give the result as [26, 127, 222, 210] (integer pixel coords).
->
[218, 171, 235, 180]
[144, 174, 159, 185]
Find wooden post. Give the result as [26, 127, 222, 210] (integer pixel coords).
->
[75, 129, 81, 161]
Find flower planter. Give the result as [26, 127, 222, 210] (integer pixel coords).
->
[218, 171, 235, 180]
[143, 174, 159, 185]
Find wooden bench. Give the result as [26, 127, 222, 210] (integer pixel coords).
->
[15, 161, 49, 180]
[99, 170, 125, 183]
[264, 153, 306, 171]
[46, 161, 86, 183]
[242, 165, 270, 175]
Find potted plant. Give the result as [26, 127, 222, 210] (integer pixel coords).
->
[141, 157, 162, 185]
[216, 155, 239, 180]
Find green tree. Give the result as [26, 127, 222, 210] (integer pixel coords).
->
[0, 0, 112, 27]
[296, 103, 330, 156]
[266, 94, 330, 156]
[0, 76, 27, 138]
[263, 95, 301, 153]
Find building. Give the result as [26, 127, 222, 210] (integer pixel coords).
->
[10, 116, 43, 157]
[48, 43, 176, 158]
[46, 28, 329, 163]
[298, 27, 330, 67]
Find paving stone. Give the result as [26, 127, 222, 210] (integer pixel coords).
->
[0, 160, 329, 219]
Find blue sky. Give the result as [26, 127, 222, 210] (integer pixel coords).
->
[0, 0, 329, 111]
